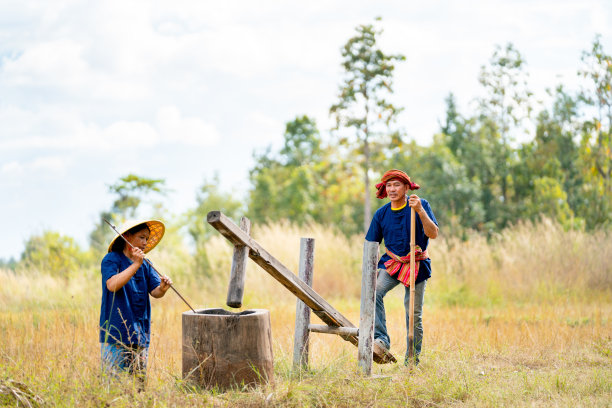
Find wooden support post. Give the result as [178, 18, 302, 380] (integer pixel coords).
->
[293, 237, 314, 370]
[309, 324, 359, 336]
[226, 216, 251, 308]
[358, 240, 379, 375]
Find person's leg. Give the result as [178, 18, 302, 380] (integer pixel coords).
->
[126, 346, 148, 390]
[101, 343, 130, 378]
[374, 269, 400, 349]
[403, 280, 427, 364]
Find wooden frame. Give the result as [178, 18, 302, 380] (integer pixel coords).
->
[207, 211, 395, 375]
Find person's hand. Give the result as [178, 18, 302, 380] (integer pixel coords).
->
[130, 247, 146, 265]
[408, 194, 424, 213]
[159, 275, 173, 292]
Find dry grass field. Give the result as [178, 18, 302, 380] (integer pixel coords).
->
[1, 219, 610, 407]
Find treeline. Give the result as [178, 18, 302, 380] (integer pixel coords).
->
[3, 21, 611, 276]
[248, 30, 612, 238]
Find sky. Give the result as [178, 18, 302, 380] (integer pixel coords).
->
[1, 0, 611, 260]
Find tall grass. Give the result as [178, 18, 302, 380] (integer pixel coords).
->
[198, 217, 612, 306]
[1, 219, 610, 407]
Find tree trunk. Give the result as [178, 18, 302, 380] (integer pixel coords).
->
[182, 308, 274, 390]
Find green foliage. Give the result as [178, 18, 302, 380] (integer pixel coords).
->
[577, 35, 612, 228]
[528, 177, 574, 224]
[244, 35, 612, 238]
[186, 174, 245, 275]
[330, 18, 405, 231]
[187, 174, 244, 242]
[108, 174, 167, 218]
[20, 231, 90, 277]
[280, 115, 322, 166]
[249, 116, 324, 225]
[514, 86, 584, 228]
[478, 43, 533, 135]
[248, 116, 367, 236]
[428, 38, 610, 235]
[436, 94, 501, 233]
[0, 257, 17, 270]
[476, 43, 533, 228]
[392, 135, 485, 238]
[89, 174, 168, 254]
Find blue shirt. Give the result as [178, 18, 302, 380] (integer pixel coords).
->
[365, 198, 438, 284]
[99, 251, 161, 346]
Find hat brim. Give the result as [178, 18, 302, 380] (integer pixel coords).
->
[107, 219, 165, 254]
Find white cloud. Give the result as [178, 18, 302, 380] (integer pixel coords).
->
[1, 39, 88, 89]
[90, 120, 160, 149]
[30, 156, 69, 173]
[0, 104, 219, 153]
[245, 112, 285, 144]
[1, 161, 24, 175]
[1, 155, 68, 176]
[156, 106, 220, 146]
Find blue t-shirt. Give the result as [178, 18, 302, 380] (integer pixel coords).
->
[365, 198, 438, 284]
[99, 251, 161, 346]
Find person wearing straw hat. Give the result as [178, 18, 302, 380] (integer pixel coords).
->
[365, 169, 438, 366]
[99, 219, 172, 384]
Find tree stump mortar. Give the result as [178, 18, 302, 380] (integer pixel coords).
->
[182, 308, 274, 390]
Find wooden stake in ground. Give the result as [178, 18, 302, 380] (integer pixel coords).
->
[407, 207, 416, 362]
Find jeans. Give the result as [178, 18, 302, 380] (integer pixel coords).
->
[101, 343, 148, 386]
[374, 268, 427, 362]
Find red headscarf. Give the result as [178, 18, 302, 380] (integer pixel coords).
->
[375, 169, 420, 199]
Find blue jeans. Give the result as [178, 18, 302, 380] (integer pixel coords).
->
[374, 269, 427, 362]
[101, 343, 148, 384]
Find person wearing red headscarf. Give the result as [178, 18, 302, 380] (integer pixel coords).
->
[365, 169, 439, 365]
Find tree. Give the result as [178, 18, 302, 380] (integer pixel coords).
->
[0, 257, 17, 270]
[577, 35, 612, 227]
[476, 43, 533, 227]
[280, 115, 322, 166]
[330, 18, 405, 232]
[21, 231, 89, 277]
[186, 174, 245, 275]
[89, 174, 167, 253]
[249, 116, 323, 225]
[440, 93, 471, 157]
[438, 94, 499, 233]
[515, 86, 582, 227]
[108, 174, 168, 218]
[391, 136, 485, 238]
[248, 115, 367, 236]
[531, 177, 574, 224]
[186, 174, 244, 243]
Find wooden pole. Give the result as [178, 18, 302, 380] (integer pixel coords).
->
[226, 216, 251, 308]
[408, 207, 416, 361]
[293, 238, 315, 370]
[309, 324, 358, 336]
[358, 240, 379, 375]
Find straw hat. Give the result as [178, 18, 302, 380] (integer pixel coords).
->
[107, 219, 165, 254]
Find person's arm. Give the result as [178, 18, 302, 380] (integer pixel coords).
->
[150, 275, 173, 298]
[409, 195, 439, 239]
[105, 248, 144, 292]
